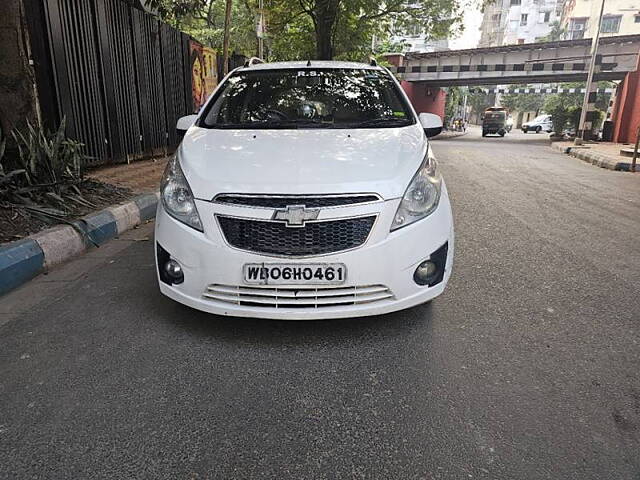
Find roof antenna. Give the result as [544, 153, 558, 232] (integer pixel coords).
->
[306, 59, 312, 67]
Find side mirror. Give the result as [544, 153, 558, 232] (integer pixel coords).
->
[176, 114, 198, 135]
[419, 113, 443, 138]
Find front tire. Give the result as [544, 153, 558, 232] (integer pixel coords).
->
[535, 126, 542, 133]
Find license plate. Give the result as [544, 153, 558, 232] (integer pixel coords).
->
[243, 263, 347, 285]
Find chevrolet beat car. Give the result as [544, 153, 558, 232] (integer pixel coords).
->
[155, 60, 454, 320]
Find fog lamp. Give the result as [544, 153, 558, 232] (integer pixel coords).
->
[164, 259, 184, 284]
[414, 260, 438, 286]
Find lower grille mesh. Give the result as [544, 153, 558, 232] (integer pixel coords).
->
[217, 215, 376, 256]
[203, 284, 394, 309]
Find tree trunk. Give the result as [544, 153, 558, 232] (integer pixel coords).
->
[313, 0, 339, 60]
[0, 0, 38, 137]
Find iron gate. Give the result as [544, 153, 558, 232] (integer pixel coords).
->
[33, 0, 195, 166]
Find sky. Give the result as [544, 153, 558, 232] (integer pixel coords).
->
[449, 0, 484, 50]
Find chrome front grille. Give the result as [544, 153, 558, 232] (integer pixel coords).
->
[217, 215, 376, 256]
[214, 194, 381, 208]
[203, 284, 394, 309]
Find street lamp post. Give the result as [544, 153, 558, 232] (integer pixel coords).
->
[257, 0, 265, 59]
[576, 0, 606, 143]
[222, 0, 233, 76]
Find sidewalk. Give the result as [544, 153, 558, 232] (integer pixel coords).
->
[88, 157, 168, 192]
[551, 141, 638, 172]
[1, 158, 167, 296]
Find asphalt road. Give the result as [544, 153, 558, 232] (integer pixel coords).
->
[1, 129, 639, 479]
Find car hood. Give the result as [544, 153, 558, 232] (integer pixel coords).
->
[179, 125, 427, 200]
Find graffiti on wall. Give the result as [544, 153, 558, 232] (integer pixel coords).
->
[190, 41, 218, 112]
[203, 47, 218, 98]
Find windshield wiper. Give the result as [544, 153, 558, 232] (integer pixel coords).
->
[347, 118, 413, 128]
[275, 119, 332, 128]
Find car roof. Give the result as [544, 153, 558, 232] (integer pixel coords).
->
[238, 60, 383, 71]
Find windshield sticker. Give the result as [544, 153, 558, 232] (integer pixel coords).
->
[393, 111, 406, 117]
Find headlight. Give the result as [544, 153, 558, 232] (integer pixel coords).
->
[391, 146, 442, 231]
[161, 152, 203, 232]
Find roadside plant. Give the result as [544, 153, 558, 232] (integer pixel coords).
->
[1, 118, 95, 225]
[544, 95, 573, 135]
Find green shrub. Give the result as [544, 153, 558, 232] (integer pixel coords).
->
[1, 118, 92, 225]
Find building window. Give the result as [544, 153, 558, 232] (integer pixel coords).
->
[635, 14, 640, 23]
[544, 11, 551, 22]
[569, 18, 587, 39]
[601, 15, 622, 33]
[518, 38, 526, 44]
[510, 0, 521, 5]
[520, 14, 528, 26]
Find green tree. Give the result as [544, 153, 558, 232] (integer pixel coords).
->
[467, 89, 493, 117]
[445, 86, 462, 125]
[499, 86, 545, 116]
[146, 0, 259, 55]
[147, 0, 466, 61]
[284, 0, 465, 60]
[544, 94, 576, 134]
[542, 81, 612, 133]
[540, 20, 566, 42]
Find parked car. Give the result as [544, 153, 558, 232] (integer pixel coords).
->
[156, 60, 454, 320]
[482, 107, 508, 137]
[522, 114, 553, 133]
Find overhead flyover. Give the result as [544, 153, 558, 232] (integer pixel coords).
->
[388, 34, 640, 87]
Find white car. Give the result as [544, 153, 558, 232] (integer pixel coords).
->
[522, 114, 553, 133]
[155, 61, 454, 320]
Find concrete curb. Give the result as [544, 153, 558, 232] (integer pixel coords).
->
[551, 143, 634, 171]
[0, 192, 160, 296]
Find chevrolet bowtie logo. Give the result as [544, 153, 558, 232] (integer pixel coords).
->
[272, 205, 320, 227]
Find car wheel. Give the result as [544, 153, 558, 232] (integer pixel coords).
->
[535, 126, 542, 133]
[522, 128, 527, 133]
[482, 131, 486, 137]
[499, 131, 505, 137]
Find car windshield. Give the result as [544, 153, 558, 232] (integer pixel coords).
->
[532, 115, 549, 122]
[199, 68, 415, 129]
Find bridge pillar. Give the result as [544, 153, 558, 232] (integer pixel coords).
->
[400, 81, 447, 120]
[611, 70, 640, 144]
[578, 83, 600, 141]
[383, 53, 447, 121]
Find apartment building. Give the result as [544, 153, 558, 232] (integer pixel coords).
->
[479, 0, 563, 47]
[561, 0, 640, 40]
[389, 27, 450, 53]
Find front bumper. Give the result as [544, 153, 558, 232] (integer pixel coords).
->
[154, 188, 454, 320]
[483, 124, 505, 133]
